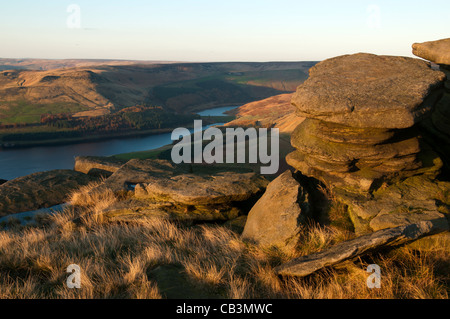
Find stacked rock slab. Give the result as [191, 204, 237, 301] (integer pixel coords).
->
[413, 38, 450, 169]
[288, 53, 445, 193]
[91, 159, 269, 222]
[287, 53, 450, 233]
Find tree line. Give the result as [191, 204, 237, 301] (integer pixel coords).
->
[2, 106, 199, 142]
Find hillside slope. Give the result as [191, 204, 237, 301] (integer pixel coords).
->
[0, 61, 315, 125]
[225, 93, 304, 133]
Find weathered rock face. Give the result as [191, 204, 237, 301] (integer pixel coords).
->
[339, 174, 450, 233]
[413, 38, 450, 65]
[291, 53, 445, 129]
[0, 179, 7, 185]
[287, 124, 441, 195]
[275, 219, 449, 278]
[288, 53, 446, 195]
[241, 170, 310, 249]
[0, 170, 93, 217]
[92, 159, 269, 222]
[74, 156, 126, 177]
[286, 50, 450, 235]
[413, 39, 450, 170]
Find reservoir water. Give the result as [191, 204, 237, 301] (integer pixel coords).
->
[0, 106, 239, 180]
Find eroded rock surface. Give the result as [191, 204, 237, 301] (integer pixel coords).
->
[413, 39, 450, 170]
[413, 38, 450, 65]
[93, 159, 269, 222]
[242, 170, 310, 249]
[0, 170, 93, 217]
[291, 53, 445, 129]
[74, 156, 126, 177]
[338, 174, 450, 233]
[286, 50, 450, 236]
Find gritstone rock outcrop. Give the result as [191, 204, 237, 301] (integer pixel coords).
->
[89, 159, 269, 222]
[286, 52, 450, 234]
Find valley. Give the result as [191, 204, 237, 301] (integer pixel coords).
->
[0, 59, 313, 146]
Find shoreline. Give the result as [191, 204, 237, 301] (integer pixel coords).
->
[0, 116, 232, 150]
[0, 127, 177, 149]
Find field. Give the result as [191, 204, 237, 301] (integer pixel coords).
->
[0, 107, 201, 147]
[0, 100, 88, 124]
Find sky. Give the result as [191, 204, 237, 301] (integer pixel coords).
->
[0, 0, 449, 62]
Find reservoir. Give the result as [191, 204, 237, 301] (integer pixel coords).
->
[0, 106, 239, 180]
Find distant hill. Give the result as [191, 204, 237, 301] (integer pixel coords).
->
[0, 59, 316, 125]
[0, 58, 172, 71]
[225, 93, 305, 133]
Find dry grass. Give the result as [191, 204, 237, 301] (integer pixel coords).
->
[0, 183, 448, 299]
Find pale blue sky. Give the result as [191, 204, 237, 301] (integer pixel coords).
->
[0, 0, 449, 61]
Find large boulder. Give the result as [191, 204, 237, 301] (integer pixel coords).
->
[292, 53, 445, 129]
[412, 38, 450, 65]
[0, 170, 93, 217]
[93, 159, 269, 222]
[241, 170, 310, 249]
[99, 159, 268, 204]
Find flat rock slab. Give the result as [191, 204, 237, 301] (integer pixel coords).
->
[101, 198, 242, 223]
[97, 159, 186, 194]
[99, 159, 269, 207]
[137, 172, 268, 206]
[304, 119, 396, 145]
[0, 170, 93, 217]
[241, 170, 310, 249]
[292, 53, 445, 128]
[291, 120, 421, 164]
[286, 150, 377, 192]
[413, 38, 450, 65]
[275, 219, 449, 278]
